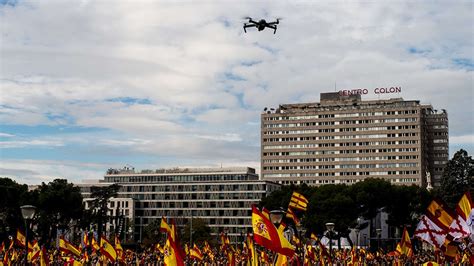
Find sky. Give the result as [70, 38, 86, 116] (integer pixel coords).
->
[0, 0, 473, 184]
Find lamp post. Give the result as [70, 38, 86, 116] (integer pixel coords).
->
[355, 217, 362, 248]
[325, 222, 335, 262]
[128, 226, 133, 242]
[269, 209, 285, 227]
[376, 228, 382, 251]
[20, 205, 36, 266]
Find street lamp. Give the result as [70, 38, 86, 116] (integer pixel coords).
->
[376, 228, 382, 251]
[325, 222, 335, 262]
[355, 217, 362, 248]
[20, 205, 36, 266]
[269, 209, 285, 226]
[128, 226, 133, 242]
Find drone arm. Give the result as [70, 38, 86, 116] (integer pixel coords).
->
[266, 24, 277, 34]
[243, 24, 257, 33]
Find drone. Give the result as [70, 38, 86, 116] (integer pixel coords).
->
[243, 17, 280, 34]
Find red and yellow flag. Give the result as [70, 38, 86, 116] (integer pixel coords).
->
[59, 237, 81, 257]
[114, 236, 124, 262]
[426, 199, 455, 230]
[288, 192, 309, 211]
[396, 227, 413, 257]
[100, 236, 117, 263]
[40, 246, 49, 266]
[252, 205, 280, 253]
[28, 240, 41, 262]
[189, 244, 204, 261]
[163, 236, 184, 266]
[16, 229, 26, 247]
[286, 207, 301, 226]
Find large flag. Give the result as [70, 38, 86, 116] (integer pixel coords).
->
[160, 217, 172, 234]
[16, 229, 26, 247]
[189, 244, 204, 261]
[426, 199, 455, 231]
[252, 205, 295, 257]
[288, 192, 309, 211]
[163, 236, 184, 266]
[396, 227, 413, 257]
[275, 253, 289, 266]
[277, 223, 296, 257]
[252, 205, 281, 253]
[449, 191, 473, 240]
[414, 215, 447, 248]
[100, 236, 117, 263]
[59, 237, 81, 257]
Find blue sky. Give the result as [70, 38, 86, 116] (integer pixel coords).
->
[0, 1, 473, 184]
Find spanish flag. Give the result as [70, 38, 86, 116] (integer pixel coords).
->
[114, 236, 124, 262]
[100, 236, 117, 263]
[16, 229, 26, 247]
[252, 205, 280, 253]
[189, 244, 203, 261]
[395, 227, 413, 257]
[163, 236, 184, 266]
[289, 192, 309, 211]
[59, 237, 81, 257]
[252, 205, 295, 257]
[277, 223, 296, 257]
[275, 253, 289, 266]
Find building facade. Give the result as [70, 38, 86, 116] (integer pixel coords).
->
[261, 92, 448, 187]
[79, 167, 280, 243]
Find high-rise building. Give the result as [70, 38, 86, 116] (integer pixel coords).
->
[261, 92, 448, 187]
[79, 166, 280, 243]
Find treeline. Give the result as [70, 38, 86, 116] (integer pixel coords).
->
[259, 149, 474, 236]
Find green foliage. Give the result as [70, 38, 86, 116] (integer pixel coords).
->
[182, 218, 212, 245]
[35, 179, 84, 246]
[436, 149, 474, 208]
[0, 178, 32, 239]
[88, 183, 121, 238]
[142, 219, 164, 246]
[259, 178, 433, 236]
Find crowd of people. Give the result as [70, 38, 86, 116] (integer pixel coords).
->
[1, 235, 473, 265]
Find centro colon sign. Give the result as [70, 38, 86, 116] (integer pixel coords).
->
[339, 87, 402, 96]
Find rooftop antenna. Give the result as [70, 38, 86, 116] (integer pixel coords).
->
[334, 81, 337, 92]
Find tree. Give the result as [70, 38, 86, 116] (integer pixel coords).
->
[305, 184, 358, 239]
[385, 185, 432, 229]
[142, 219, 164, 246]
[89, 184, 121, 239]
[436, 149, 474, 208]
[349, 178, 392, 220]
[182, 218, 212, 245]
[35, 179, 84, 246]
[0, 178, 32, 241]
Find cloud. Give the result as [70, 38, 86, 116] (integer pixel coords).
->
[0, 132, 15, 137]
[450, 135, 474, 145]
[0, 159, 107, 184]
[0, 1, 472, 183]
